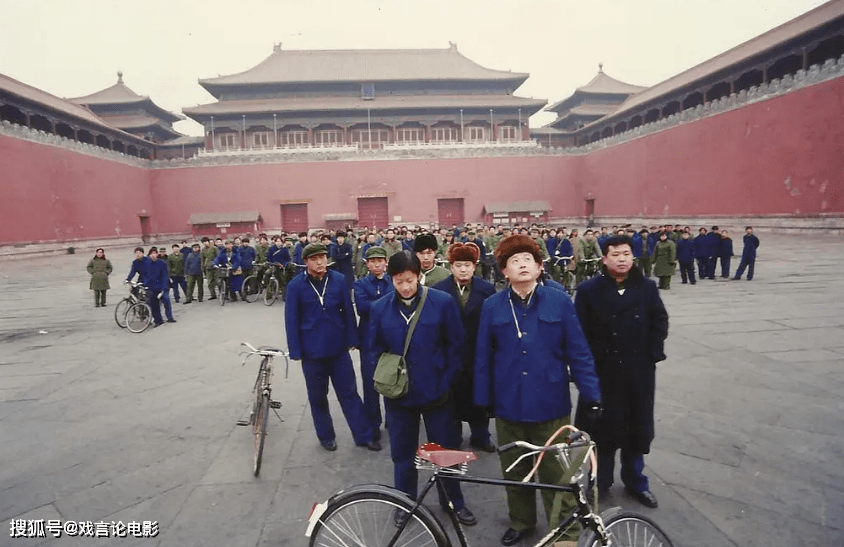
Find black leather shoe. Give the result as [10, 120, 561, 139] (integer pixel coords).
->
[454, 506, 477, 526]
[373, 428, 382, 441]
[469, 440, 497, 453]
[364, 439, 381, 452]
[321, 440, 337, 452]
[626, 488, 658, 508]
[166, 319, 177, 323]
[501, 527, 534, 545]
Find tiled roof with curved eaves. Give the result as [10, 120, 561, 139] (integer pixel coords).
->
[0, 72, 110, 128]
[199, 46, 528, 89]
[70, 74, 182, 123]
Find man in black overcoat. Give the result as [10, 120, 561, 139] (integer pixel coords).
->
[432, 242, 497, 452]
[574, 235, 669, 509]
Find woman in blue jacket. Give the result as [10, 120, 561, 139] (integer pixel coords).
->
[370, 251, 477, 527]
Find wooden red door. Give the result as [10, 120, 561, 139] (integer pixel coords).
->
[281, 203, 308, 233]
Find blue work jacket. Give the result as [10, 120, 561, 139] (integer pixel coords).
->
[353, 273, 392, 351]
[370, 287, 464, 408]
[213, 248, 241, 271]
[126, 256, 151, 284]
[675, 238, 696, 262]
[184, 251, 203, 276]
[474, 284, 601, 423]
[285, 269, 358, 361]
[267, 245, 291, 266]
[146, 259, 170, 291]
[239, 246, 256, 270]
[742, 234, 760, 258]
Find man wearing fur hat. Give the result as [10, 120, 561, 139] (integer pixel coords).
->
[414, 233, 450, 286]
[475, 235, 602, 546]
[432, 242, 497, 452]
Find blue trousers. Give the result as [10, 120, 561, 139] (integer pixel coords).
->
[301, 354, 373, 445]
[597, 446, 648, 493]
[170, 276, 186, 300]
[734, 256, 755, 280]
[149, 290, 173, 324]
[359, 349, 382, 430]
[719, 256, 731, 278]
[385, 398, 465, 511]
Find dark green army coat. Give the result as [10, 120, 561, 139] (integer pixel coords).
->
[201, 245, 219, 271]
[167, 253, 184, 276]
[87, 257, 113, 290]
[652, 239, 677, 277]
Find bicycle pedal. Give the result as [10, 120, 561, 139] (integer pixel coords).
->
[269, 401, 282, 409]
[236, 419, 250, 426]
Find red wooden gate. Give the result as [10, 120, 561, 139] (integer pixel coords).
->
[357, 197, 389, 230]
[437, 198, 464, 226]
[280, 203, 308, 233]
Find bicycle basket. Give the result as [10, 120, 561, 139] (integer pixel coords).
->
[217, 267, 230, 278]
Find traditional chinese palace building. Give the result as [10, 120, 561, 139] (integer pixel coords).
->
[183, 43, 546, 151]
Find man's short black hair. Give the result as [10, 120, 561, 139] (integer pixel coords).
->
[134, 246, 144, 254]
[387, 250, 421, 277]
[602, 235, 633, 255]
[298, 231, 308, 238]
[201, 237, 209, 243]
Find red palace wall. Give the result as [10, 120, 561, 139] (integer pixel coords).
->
[0, 136, 153, 244]
[148, 155, 584, 234]
[581, 76, 844, 217]
[1, 77, 842, 246]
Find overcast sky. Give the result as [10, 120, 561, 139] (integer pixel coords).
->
[0, 0, 829, 136]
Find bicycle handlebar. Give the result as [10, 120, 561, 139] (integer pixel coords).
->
[498, 430, 586, 455]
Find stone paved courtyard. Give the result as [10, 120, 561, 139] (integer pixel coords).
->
[1, 232, 842, 546]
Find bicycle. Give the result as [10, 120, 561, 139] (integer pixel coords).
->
[240, 268, 263, 304]
[235, 342, 289, 476]
[262, 263, 284, 306]
[214, 265, 232, 306]
[554, 256, 575, 295]
[115, 281, 148, 328]
[306, 425, 672, 547]
[125, 296, 153, 334]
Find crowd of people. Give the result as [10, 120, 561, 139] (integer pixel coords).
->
[88, 220, 761, 545]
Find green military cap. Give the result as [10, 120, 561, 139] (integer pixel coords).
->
[365, 246, 388, 260]
[302, 243, 328, 260]
[468, 230, 476, 236]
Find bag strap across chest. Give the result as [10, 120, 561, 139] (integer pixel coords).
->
[401, 286, 428, 357]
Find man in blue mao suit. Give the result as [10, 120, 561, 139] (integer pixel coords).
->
[145, 247, 176, 326]
[352, 245, 392, 438]
[285, 243, 379, 452]
[370, 250, 477, 527]
[475, 235, 602, 546]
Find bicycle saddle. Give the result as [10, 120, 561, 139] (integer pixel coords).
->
[417, 442, 478, 467]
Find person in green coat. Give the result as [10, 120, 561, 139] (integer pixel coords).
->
[86, 248, 113, 307]
[201, 237, 220, 300]
[652, 232, 677, 289]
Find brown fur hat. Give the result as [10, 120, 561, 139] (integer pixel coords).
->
[447, 242, 480, 264]
[494, 234, 542, 271]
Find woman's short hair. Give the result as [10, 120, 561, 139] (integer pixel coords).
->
[387, 250, 421, 276]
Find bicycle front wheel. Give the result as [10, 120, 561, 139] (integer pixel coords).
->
[264, 277, 279, 306]
[114, 298, 132, 328]
[126, 302, 153, 333]
[242, 275, 260, 303]
[217, 280, 227, 307]
[253, 392, 269, 476]
[577, 508, 673, 547]
[309, 490, 447, 547]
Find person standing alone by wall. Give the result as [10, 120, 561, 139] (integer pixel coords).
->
[87, 248, 113, 308]
[733, 227, 760, 280]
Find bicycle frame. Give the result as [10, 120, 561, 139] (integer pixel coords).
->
[386, 470, 602, 547]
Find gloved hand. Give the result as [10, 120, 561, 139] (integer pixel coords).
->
[581, 401, 603, 423]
